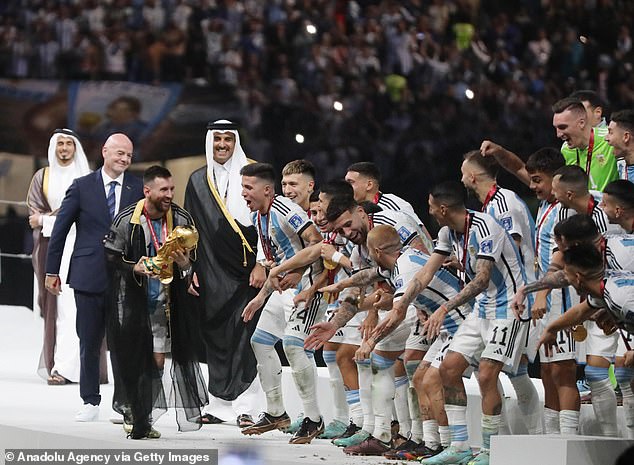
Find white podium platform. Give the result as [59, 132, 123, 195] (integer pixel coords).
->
[1, 304, 633, 465]
[491, 435, 634, 465]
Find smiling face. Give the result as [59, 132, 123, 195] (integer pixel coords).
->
[528, 170, 554, 201]
[553, 109, 586, 149]
[344, 170, 371, 203]
[282, 172, 314, 208]
[460, 159, 479, 193]
[309, 200, 328, 233]
[102, 134, 133, 177]
[144, 176, 174, 215]
[605, 120, 630, 159]
[550, 175, 573, 207]
[316, 191, 333, 232]
[55, 135, 76, 167]
[330, 205, 368, 244]
[599, 192, 619, 223]
[212, 131, 236, 165]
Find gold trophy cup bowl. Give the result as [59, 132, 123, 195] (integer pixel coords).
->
[143, 225, 199, 284]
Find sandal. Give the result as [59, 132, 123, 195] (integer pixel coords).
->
[196, 413, 225, 425]
[47, 371, 70, 385]
[237, 414, 255, 428]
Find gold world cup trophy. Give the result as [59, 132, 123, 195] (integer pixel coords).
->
[143, 225, 199, 284]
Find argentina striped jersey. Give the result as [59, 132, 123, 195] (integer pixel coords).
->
[483, 187, 537, 283]
[587, 270, 634, 334]
[434, 210, 527, 320]
[378, 247, 470, 335]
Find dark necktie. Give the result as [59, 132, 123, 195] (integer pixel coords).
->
[107, 181, 118, 219]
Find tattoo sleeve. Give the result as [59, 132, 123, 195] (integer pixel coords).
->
[331, 296, 360, 329]
[523, 270, 570, 294]
[443, 382, 467, 407]
[338, 268, 381, 290]
[444, 259, 492, 311]
[397, 252, 445, 308]
[259, 279, 275, 299]
[399, 278, 425, 308]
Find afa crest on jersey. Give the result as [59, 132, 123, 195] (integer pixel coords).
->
[501, 217, 513, 231]
[480, 239, 493, 254]
[398, 226, 411, 242]
[288, 214, 304, 229]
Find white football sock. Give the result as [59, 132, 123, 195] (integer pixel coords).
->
[559, 409, 579, 435]
[371, 354, 395, 443]
[251, 330, 284, 416]
[394, 375, 411, 436]
[586, 366, 617, 437]
[283, 336, 320, 422]
[543, 407, 560, 434]
[356, 358, 374, 433]
[508, 368, 543, 434]
[323, 350, 348, 423]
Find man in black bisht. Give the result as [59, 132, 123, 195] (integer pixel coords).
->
[105, 165, 207, 439]
[184, 120, 266, 427]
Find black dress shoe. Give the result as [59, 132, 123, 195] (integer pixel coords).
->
[196, 413, 225, 425]
[237, 414, 255, 428]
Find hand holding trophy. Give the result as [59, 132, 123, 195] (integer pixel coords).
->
[143, 225, 199, 284]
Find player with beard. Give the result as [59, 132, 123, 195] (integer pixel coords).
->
[375, 182, 529, 465]
[104, 166, 207, 439]
[308, 195, 432, 452]
[265, 181, 367, 440]
[460, 150, 542, 434]
[310, 224, 470, 459]
[481, 142, 583, 435]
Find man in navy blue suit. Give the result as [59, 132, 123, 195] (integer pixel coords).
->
[45, 133, 144, 422]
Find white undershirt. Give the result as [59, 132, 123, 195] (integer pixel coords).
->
[212, 157, 233, 201]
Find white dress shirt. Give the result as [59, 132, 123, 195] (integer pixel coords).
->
[101, 169, 125, 216]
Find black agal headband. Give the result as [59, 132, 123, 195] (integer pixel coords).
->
[53, 128, 80, 138]
[206, 121, 239, 131]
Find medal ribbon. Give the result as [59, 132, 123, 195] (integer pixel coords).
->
[481, 184, 498, 212]
[453, 211, 472, 289]
[587, 195, 596, 215]
[585, 129, 595, 177]
[577, 129, 595, 176]
[143, 204, 167, 254]
[534, 200, 559, 272]
[257, 197, 275, 262]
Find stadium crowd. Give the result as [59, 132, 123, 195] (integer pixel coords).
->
[3, 0, 634, 206]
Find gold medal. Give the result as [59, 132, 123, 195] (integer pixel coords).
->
[324, 259, 338, 270]
[571, 325, 587, 342]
